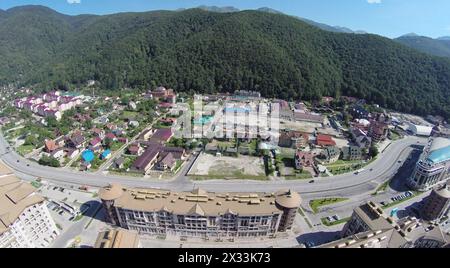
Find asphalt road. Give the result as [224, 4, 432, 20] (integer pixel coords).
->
[0, 131, 426, 194]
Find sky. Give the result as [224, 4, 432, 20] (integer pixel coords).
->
[0, 0, 449, 39]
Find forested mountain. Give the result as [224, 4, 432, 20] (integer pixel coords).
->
[395, 35, 450, 58]
[1, 6, 450, 120]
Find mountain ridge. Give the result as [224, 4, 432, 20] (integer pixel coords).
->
[1, 6, 450, 120]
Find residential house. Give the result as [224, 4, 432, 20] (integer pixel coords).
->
[368, 121, 388, 143]
[132, 148, 160, 174]
[295, 151, 314, 170]
[100, 149, 112, 160]
[342, 146, 364, 161]
[65, 148, 79, 159]
[118, 137, 128, 144]
[44, 140, 58, 153]
[92, 128, 105, 139]
[157, 153, 176, 171]
[149, 128, 173, 144]
[321, 146, 341, 164]
[140, 129, 156, 141]
[50, 148, 65, 160]
[127, 144, 143, 156]
[278, 130, 309, 149]
[67, 133, 85, 149]
[105, 133, 117, 142]
[113, 157, 125, 169]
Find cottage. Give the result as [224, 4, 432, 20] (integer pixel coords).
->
[342, 146, 364, 161]
[44, 140, 58, 153]
[105, 133, 117, 141]
[92, 128, 105, 139]
[50, 148, 65, 160]
[157, 153, 176, 171]
[278, 130, 309, 149]
[295, 151, 314, 170]
[321, 146, 341, 164]
[67, 133, 85, 149]
[100, 149, 112, 160]
[113, 157, 125, 169]
[118, 137, 129, 144]
[65, 148, 80, 159]
[128, 144, 143, 156]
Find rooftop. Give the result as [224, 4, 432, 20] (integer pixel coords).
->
[94, 228, 140, 248]
[0, 175, 44, 235]
[98, 185, 301, 217]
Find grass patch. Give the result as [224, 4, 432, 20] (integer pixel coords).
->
[373, 180, 390, 196]
[382, 192, 421, 209]
[297, 208, 305, 217]
[309, 197, 349, 214]
[321, 217, 351, 226]
[17, 144, 34, 156]
[30, 181, 42, 189]
[285, 170, 313, 180]
[73, 214, 84, 222]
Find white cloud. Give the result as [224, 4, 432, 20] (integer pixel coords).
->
[367, 0, 382, 4]
[67, 0, 81, 4]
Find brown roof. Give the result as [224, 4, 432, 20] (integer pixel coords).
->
[98, 186, 302, 217]
[45, 140, 58, 151]
[0, 175, 44, 235]
[274, 189, 302, 209]
[94, 228, 140, 248]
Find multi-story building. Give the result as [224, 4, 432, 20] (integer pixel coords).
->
[322, 201, 450, 248]
[0, 175, 59, 248]
[341, 146, 363, 161]
[368, 121, 388, 143]
[407, 137, 450, 191]
[421, 184, 450, 221]
[99, 185, 301, 239]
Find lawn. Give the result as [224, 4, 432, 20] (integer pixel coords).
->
[372, 180, 390, 196]
[309, 197, 349, 214]
[321, 216, 351, 226]
[17, 144, 34, 156]
[382, 192, 421, 209]
[285, 170, 313, 180]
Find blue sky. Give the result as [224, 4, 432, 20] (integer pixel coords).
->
[1, 0, 449, 38]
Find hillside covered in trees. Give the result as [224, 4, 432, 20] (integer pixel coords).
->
[1, 5, 450, 120]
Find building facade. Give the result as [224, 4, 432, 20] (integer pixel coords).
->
[407, 137, 450, 191]
[99, 185, 301, 239]
[421, 184, 450, 221]
[0, 175, 59, 248]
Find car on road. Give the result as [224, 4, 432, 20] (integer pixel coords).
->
[309, 180, 315, 183]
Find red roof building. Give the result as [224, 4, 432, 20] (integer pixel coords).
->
[316, 134, 336, 147]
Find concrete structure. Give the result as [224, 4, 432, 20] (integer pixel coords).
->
[0, 175, 59, 248]
[342, 146, 364, 161]
[325, 201, 450, 248]
[94, 228, 141, 248]
[421, 184, 450, 221]
[295, 151, 314, 170]
[99, 185, 301, 239]
[408, 137, 450, 191]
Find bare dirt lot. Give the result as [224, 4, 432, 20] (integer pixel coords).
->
[189, 153, 266, 178]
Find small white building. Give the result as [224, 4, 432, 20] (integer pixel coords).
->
[408, 123, 433, 137]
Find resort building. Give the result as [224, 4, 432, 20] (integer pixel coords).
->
[421, 184, 450, 221]
[407, 137, 450, 191]
[98, 185, 301, 239]
[0, 174, 59, 248]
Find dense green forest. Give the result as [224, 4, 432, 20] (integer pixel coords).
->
[1, 5, 450, 120]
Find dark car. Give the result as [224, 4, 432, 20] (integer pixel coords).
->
[309, 180, 315, 183]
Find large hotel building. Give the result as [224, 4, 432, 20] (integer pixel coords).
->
[99, 184, 301, 239]
[0, 163, 59, 248]
[408, 137, 450, 191]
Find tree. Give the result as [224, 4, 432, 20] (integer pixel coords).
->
[369, 145, 379, 158]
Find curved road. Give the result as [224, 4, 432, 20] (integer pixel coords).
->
[0, 131, 426, 194]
